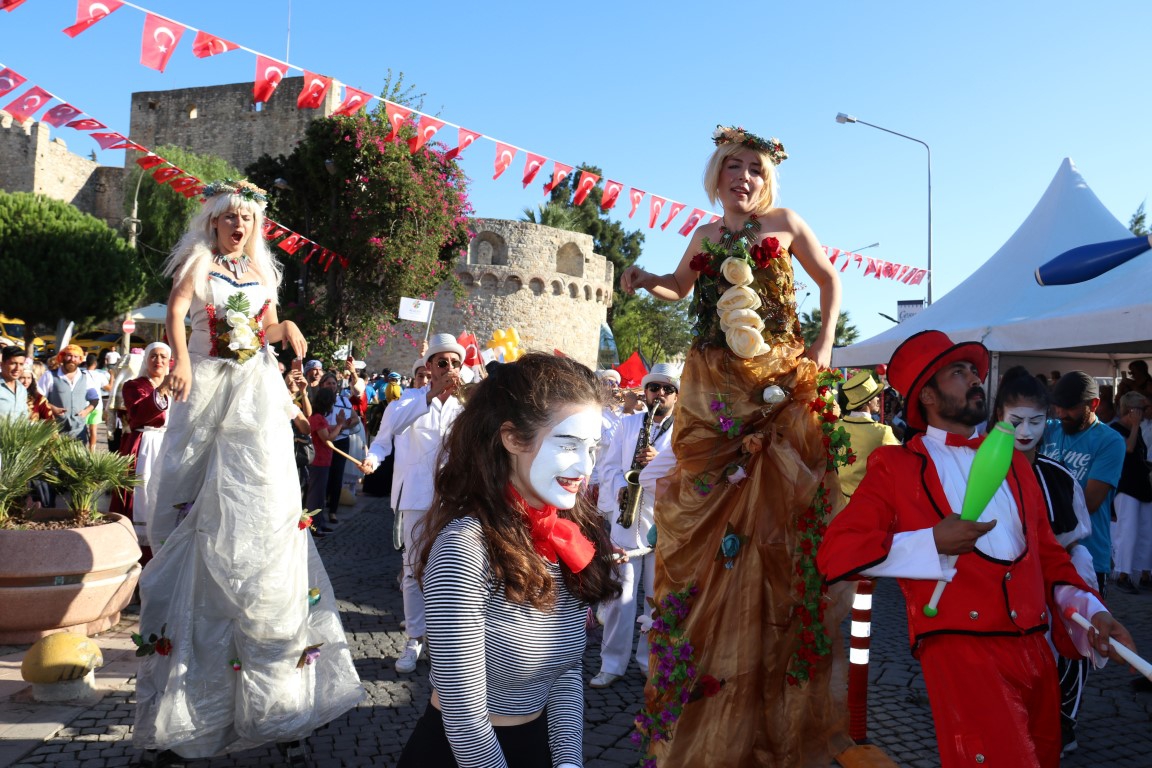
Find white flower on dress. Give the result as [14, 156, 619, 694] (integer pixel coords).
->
[716, 285, 762, 313]
[719, 308, 765, 333]
[225, 310, 248, 329]
[720, 257, 754, 287]
[725, 325, 767, 359]
[228, 323, 257, 352]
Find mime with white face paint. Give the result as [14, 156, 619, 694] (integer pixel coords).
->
[590, 363, 679, 690]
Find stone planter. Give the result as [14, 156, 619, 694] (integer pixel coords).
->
[0, 512, 142, 644]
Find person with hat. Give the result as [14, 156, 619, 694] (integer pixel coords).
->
[42, 344, 100, 442]
[589, 370, 624, 507]
[818, 330, 1135, 768]
[363, 334, 466, 674]
[1040, 371, 1126, 592]
[837, 371, 900, 498]
[590, 363, 679, 689]
[303, 359, 324, 393]
[361, 358, 428, 536]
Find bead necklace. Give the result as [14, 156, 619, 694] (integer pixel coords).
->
[212, 247, 250, 279]
[717, 214, 761, 254]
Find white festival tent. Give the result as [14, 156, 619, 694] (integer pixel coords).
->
[833, 158, 1152, 382]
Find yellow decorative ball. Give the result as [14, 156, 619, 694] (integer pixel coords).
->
[20, 633, 104, 684]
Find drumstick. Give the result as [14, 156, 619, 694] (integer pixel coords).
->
[1064, 608, 1152, 681]
[325, 439, 366, 469]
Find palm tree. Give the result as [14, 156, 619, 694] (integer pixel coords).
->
[521, 201, 580, 232]
[799, 309, 861, 347]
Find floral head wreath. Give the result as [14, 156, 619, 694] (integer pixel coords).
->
[712, 125, 788, 165]
[202, 178, 268, 205]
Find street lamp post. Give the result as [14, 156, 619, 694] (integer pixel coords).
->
[836, 113, 933, 305]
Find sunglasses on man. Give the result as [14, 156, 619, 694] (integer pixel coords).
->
[645, 383, 677, 395]
[434, 358, 463, 369]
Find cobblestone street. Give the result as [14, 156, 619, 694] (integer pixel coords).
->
[2, 495, 1150, 767]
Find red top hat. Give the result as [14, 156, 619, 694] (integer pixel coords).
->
[887, 330, 990, 432]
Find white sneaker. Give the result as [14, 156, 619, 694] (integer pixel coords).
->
[590, 670, 621, 688]
[395, 637, 423, 674]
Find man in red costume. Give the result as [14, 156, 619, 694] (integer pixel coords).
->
[818, 330, 1136, 768]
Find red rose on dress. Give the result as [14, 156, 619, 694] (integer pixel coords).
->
[155, 637, 173, 656]
[751, 237, 783, 269]
[689, 252, 717, 277]
[697, 674, 722, 698]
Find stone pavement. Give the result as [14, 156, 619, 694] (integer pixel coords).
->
[1, 494, 1150, 767]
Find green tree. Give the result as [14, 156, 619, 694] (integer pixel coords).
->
[246, 103, 471, 358]
[799, 308, 860, 347]
[124, 145, 242, 302]
[521, 201, 580, 232]
[611, 294, 693, 364]
[1130, 202, 1148, 236]
[0, 192, 144, 347]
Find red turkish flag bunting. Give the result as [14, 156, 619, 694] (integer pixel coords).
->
[254, 56, 288, 104]
[302, 244, 322, 263]
[140, 14, 185, 72]
[895, 265, 910, 282]
[444, 128, 480, 161]
[63, 0, 123, 37]
[182, 184, 205, 198]
[89, 132, 129, 149]
[647, 195, 667, 228]
[493, 143, 516, 180]
[882, 261, 898, 279]
[543, 163, 573, 195]
[522, 153, 546, 188]
[2, 0, 29, 11]
[678, 208, 707, 236]
[66, 117, 106, 131]
[457, 333, 480, 367]
[42, 103, 82, 127]
[136, 154, 166, 170]
[572, 170, 599, 206]
[2, 87, 52, 124]
[907, 269, 927, 285]
[191, 30, 238, 58]
[601, 180, 623, 212]
[627, 188, 645, 218]
[381, 102, 412, 138]
[863, 257, 878, 278]
[152, 167, 183, 183]
[333, 86, 372, 117]
[709, 214, 721, 225]
[266, 227, 288, 241]
[408, 117, 445, 154]
[660, 201, 685, 231]
[295, 72, 331, 110]
[278, 234, 307, 255]
[0, 68, 26, 99]
[168, 177, 200, 192]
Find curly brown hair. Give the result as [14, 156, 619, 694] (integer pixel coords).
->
[415, 353, 621, 610]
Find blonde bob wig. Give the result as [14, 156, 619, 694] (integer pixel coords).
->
[703, 142, 780, 216]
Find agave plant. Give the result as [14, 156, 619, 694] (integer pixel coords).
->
[49, 439, 138, 523]
[0, 418, 59, 525]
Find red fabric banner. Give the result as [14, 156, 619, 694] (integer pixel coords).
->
[647, 195, 667, 228]
[136, 154, 166, 170]
[627, 188, 645, 219]
[42, 103, 82, 127]
[543, 162, 573, 195]
[382, 102, 412, 138]
[63, 0, 123, 38]
[572, 170, 599, 206]
[302, 244, 322, 263]
[601, 180, 623, 212]
[896, 265, 910, 282]
[444, 127, 480, 161]
[882, 261, 898, 279]
[660, 201, 685, 231]
[278, 234, 306, 255]
[89, 131, 130, 149]
[709, 214, 721, 225]
[908, 269, 927, 285]
[66, 117, 106, 131]
[457, 333, 481, 367]
[2, 86, 51, 123]
[522, 153, 546, 188]
[2, 0, 29, 11]
[253, 56, 288, 104]
[182, 184, 205, 198]
[0, 68, 26, 99]
[678, 208, 706, 236]
[333, 86, 372, 117]
[190, 30, 238, 58]
[493, 142, 516, 180]
[297, 71, 331, 109]
[140, 14, 185, 72]
[152, 167, 183, 183]
[168, 177, 199, 192]
[408, 116, 445, 153]
[614, 350, 648, 389]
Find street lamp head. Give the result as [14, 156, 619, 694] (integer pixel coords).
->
[835, 112, 857, 124]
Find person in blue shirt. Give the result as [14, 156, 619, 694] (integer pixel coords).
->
[1040, 371, 1125, 590]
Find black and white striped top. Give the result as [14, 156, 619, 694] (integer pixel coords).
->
[424, 516, 586, 768]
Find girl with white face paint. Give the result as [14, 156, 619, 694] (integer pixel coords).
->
[399, 353, 621, 768]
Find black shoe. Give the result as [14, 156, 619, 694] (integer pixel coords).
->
[277, 740, 313, 768]
[1115, 578, 1140, 595]
[311, 529, 327, 539]
[138, 750, 186, 768]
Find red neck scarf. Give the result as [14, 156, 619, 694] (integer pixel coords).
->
[506, 483, 595, 574]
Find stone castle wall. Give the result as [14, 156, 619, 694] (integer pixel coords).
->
[0, 113, 123, 227]
[367, 219, 614, 374]
[128, 77, 340, 172]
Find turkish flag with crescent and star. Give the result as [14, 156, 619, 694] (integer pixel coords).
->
[627, 188, 646, 219]
[660, 202, 686, 231]
[140, 14, 185, 72]
[191, 30, 238, 58]
[136, 154, 166, 170]
[66, 117, 106, 131]
[382, 102, 412, 138]
[647, 196, 667, 228]
[89, 132, 131, 149]
[521, 153, 546, 188]
[408, 117, 445, 154]
[333, 86, 372, 117]
[42, 103, 82, 127]
[444, 127, 480, 161]
[63, 0, 123, 37]
[614, 351, 649, 389]
[457, 333, 481, 367]
[0, 68, 26, 99]
[601, 180, 623, 212]
[572, 170, 600, 206]
[153, 167, 184, 183]
[297, 72, 332, 110]
[3, 86, 52, 124]
[493, 143, 516, 180]
[678, 208, 707, 236]
[543, 162, 573, 196]
[253, 56, 288, 104]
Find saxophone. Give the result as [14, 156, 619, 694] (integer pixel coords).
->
[618, 400, 657, 528]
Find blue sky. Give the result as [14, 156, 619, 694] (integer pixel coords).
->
[2, 1, 1149, 342]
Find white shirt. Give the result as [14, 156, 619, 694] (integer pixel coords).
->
[599, 410, 675, 549]
[386, 387, 463, 511]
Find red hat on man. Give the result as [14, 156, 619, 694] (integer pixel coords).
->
[887, 330, 990, 432]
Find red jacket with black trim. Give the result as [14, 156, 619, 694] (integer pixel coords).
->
[817, 434, 1093, 658]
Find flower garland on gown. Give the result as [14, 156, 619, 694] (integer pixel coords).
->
[637, 220, 854, 767]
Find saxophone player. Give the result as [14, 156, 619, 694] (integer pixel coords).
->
[591, 363, 679, 689]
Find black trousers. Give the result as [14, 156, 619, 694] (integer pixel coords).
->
[325, 436, 350, 517]
[397, 702, 551, 768]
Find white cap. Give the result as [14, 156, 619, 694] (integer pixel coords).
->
[595, 369, 621, 384]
